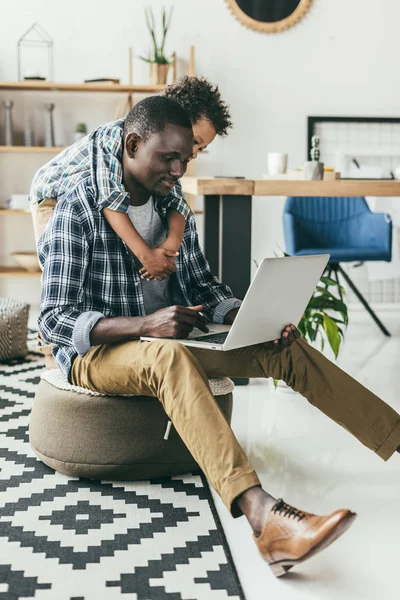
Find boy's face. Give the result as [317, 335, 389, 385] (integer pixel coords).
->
[124, 123, 194, 197]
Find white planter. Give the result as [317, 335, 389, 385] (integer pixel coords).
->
[304, 161, 324, 180]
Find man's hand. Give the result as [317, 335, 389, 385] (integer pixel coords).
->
[270, 324, 300, 348]
[224, 307, 240, 325]
[142, 305, 209, 339]
[139, 247, 178, 281]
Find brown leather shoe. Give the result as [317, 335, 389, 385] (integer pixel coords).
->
[253, 498, 356, 577]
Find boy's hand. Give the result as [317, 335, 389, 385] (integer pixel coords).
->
[139, 248, 178, 281]
[139, 239, 180, 281]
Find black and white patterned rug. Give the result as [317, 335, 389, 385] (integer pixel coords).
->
[0, 330, 245, 599]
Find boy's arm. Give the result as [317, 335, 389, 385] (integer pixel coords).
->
[160, 180, 191, 220]
[103, 208, 178, 280]
[103, 208, 150, 263]
[163, 209, 186, 251]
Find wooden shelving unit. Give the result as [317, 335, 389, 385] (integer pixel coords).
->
[0, 209, 30, 215]
[0, 146, 65, 153]
[0, 266, 41, 277]
[0, 81, 166, 94]
[0, 46, 199, 283]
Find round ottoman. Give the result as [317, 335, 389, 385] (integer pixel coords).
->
[29, 371, 234, 480]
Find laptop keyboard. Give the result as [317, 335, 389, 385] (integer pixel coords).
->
[189, 332, 229, 344]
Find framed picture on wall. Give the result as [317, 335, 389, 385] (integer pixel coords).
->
[307, 116, 400, 179]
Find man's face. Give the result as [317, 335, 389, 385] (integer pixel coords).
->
[124, 123, 194, 197]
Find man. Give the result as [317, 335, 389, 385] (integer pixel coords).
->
[37, 96, 400, 577]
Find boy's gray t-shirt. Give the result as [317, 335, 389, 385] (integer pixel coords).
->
[126, 199, 170, 315]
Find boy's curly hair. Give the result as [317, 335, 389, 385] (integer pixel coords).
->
[164, 76, 233, 136]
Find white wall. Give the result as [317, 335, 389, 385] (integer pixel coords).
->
[1, 0, 399, 308]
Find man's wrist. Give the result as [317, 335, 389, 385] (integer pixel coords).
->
[224, 307, 240, 325]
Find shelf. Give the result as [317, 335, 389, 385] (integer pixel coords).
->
[0, 209, 30, 215]
[0, 266, 41, 277]
[0, 146, 65, 153]
[0, 81, 166, 93]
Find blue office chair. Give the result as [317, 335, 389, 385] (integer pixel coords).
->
[283, 196, 393, 336]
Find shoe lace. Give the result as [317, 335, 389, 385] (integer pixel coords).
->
[272, 499, 306, 521]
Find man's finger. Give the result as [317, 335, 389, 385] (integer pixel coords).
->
[177, 308, 208, 332]
[180, 315, 208, 333]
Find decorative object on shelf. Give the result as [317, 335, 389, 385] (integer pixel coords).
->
[83, 78, 120, 84]
[262, 169, 340, 181]
[44, 103, 55, 146]
[7, 194, 30, 211]
[304, 135, 324, 180]
[0, 297, 30, 360]
[17, 23, 54, 81]
[2, 100, 14, 146]
[23, 128, 33, 146]
[225, 0, 312, 34]
[140, 7, 175, 85]
[267, 152, 288, 176]
[11, 251, 41, 272]
[74, 122, 87, 143]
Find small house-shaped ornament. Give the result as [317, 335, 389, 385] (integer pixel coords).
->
[17, 23, 54, 81]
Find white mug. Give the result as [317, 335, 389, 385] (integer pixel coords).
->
[267, 152, 288, 176]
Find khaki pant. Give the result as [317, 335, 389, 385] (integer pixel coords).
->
[70, 337, 400, 518]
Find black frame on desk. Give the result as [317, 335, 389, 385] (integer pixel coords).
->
[307, 116, 400, 169]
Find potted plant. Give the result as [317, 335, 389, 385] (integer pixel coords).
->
[304, 135, 324, 180]
[74, 122, 87, 142]
[140, 7, 174, 85]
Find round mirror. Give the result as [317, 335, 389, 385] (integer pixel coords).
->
[225, 0, 312, 33]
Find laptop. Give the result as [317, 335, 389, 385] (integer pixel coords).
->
[140, 254, 330, 351]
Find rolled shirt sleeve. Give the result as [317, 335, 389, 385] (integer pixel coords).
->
[212, 298, 243, 324]
[72, 311, 105, 355]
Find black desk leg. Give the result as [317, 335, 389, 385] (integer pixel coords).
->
[204, 194, 252, 386]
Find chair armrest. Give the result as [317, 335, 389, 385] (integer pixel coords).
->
[357, 211, 392, 259]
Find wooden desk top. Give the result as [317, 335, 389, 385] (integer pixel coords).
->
[253, 179, 400, 196]
[181, 177, 254, 195]
[181, 176, 400, 197]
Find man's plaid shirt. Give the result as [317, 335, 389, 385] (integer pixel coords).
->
[35, 120, 241, 381]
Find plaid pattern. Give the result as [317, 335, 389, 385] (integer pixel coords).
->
[29, 118, 190, 219]
[38, 185, 240, 380]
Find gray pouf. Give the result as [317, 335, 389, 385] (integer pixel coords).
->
[29, 377, 234, 480]
[0, 297, 30, 361]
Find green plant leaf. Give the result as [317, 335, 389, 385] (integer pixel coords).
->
[307, 296, 348, 321]
[297, 319, 307, 338]
[305, 320, 315, 341]
[322, 313, 341, 358]
[320, 276, 338, 286]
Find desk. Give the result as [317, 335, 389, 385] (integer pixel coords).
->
[182, 177, 255, 300]
[181, 177, 400, 299]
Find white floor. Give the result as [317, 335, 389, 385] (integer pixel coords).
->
[210, 308, 400, 600]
